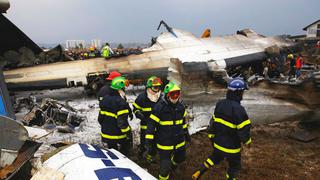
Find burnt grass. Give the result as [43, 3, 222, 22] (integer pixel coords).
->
[132, 121, 320, 180]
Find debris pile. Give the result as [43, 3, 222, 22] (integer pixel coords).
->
[0, 45, 72, 70]
[21, 98, 85, 132]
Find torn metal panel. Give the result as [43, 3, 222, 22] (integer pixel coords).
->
[0, 140, 41, 179]
[0, 14, 42, 57]
[0, 116, 28, 153]
[0, 149, 17, 169]
[40, 144, 157, 180]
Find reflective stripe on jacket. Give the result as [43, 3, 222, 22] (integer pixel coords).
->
[145, 96, 188, 151]
[98, 88, 131, 140]
[208, 91, 251, 154]
[133, 91, 161, 129]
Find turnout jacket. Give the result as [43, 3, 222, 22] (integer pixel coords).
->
[133, 91, 161, 130]
[98, 84, 133, 120]
[98, 89, 131, 140]
[208, 91, 252, 154]
[145, 96, 188, 151]
[97, 83, 112, 102]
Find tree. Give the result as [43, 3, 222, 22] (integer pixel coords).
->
[117, 43, 124, 49]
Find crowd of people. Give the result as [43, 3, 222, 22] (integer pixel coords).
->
[66, 43, 114, 60]
[97, 71, 252, 180]
[65, 43, 143, 61]
[263, 51, 305, 81]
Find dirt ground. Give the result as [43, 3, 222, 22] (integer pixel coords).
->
[133, 121, 320, 180]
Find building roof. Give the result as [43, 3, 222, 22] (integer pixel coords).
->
[303, 19, 320, 31]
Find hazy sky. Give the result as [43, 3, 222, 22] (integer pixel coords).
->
[4, 0, 319, 44]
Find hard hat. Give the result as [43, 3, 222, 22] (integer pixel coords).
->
[146, 76, 162, 88]
[106, 71, 122, 80]
[89, 47, 95, 51]
[164, 82, 181, 100]
[111, 76, 129, 90]
[227, 78, 248, 91]
[287, 54, 293, 59]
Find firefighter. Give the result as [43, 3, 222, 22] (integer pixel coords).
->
[98, 76, 133, 156]
[97, 71, 122, 102]
[192, 77, 252, 180]
[145, 82, 190, 180]
[133, 76, 163, 157]
[97, 71, 133, 120]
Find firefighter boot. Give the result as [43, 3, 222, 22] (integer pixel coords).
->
[192, 165, 208, 180]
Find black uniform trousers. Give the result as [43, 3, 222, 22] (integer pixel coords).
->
[139, 129, 147, 155]
[206, 148, 241, 180]
[102, 138, 130, 156]
[158, 147, 186, 179]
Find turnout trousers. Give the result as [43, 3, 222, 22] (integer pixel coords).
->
[205, 148, 241, 180]
[158, 148, 186, 180]
[139, 129, 147, 156]
[102, 138, 130, 156]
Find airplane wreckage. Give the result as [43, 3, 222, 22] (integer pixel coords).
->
[0, 1, 156, 179]
[2, 16, 320, 123]
[0, 0, 320, 179]
[0, 0, 320, 178]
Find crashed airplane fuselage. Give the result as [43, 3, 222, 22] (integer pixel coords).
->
[3, 19, 319, 124]
[4, 23, 296, 90]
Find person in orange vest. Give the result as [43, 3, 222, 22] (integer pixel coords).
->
[316, 41, 320, 49]
[295, 54, 304, 78]
[201, 29, 211, 38]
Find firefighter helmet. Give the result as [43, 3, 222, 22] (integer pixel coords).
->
[164, 82, 181, 100]
[111, 76, 129, 90]
[106, 71, 122, 80]
[227, 78, 248, 91]
[146, 76, 162, 88]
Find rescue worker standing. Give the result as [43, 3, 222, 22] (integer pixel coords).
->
[192, 78, 252, 180]
[97, 71, 133, 120]
[133, 76, 163, 157]
[287, 54, 295, 79]
[295, 54, 304, 78]
[97, 71, 122, 102]
[98, 76, 132, 156]
[101, 43, 114, 58]
[88, 46, 96, 58]
[145, 82, 190, 180]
